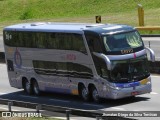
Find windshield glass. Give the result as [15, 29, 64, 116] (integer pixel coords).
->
[103, 31, 143, 51]
[110, 56, 149, 83]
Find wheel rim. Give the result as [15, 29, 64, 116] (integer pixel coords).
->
[81, 87, 88, 100]
[92, 89, 99, 102]
[33, 82, 39, 95]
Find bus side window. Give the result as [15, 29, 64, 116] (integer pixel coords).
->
[4, 31, 18, 47]
[47, 33, 57, 49]
[100, 67, 109, 79]
[23, 32, 36, 48]
[95, 57, 109, 79]
[36, 32, 47, 48]
[88, 39, 94, 52]
[72, 34, 87, 53]
[18, 32, 25, 47]
[84, 31, 102, 53]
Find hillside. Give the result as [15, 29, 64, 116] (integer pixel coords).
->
[0, 0, 160, 27]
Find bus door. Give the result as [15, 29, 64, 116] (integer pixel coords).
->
[6, 59, 17, 87]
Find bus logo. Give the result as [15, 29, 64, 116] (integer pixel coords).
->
[66, 54, 76, 61]
[121, 49, 133, 54]
[14, 48, 22, 68]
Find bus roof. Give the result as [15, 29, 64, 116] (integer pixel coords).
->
[4, 22, 135, 34]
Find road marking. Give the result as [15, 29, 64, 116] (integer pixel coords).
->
[0, 107, 8, 110]
[150, 92, 158, 95]
[110, 107, 126, 111]
[52, 117, 67, 120]
[53, 117, 76, 120]
[0, 106, 18, 111]
[49, 98, 69, 103]
[20, 95, 38, 99]
[83, 103, 103, 108]
[132, 110, 140, 111]
[0, 92, 7, 95]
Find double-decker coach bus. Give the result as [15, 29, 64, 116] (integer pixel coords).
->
[3, 22, 155, 102]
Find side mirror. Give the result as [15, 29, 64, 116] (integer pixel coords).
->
[145, 47, 155, 62]
[93, 52, 112, 70]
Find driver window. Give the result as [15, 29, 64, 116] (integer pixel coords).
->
[84, 31, 102, 53]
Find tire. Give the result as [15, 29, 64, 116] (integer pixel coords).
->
[24, 79, 33, 95]
[91, 86, 100, 103]
[32, 80, 40, 96]
[80, 85, 90, 102]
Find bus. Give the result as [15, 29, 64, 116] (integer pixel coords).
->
[3, 22, 155, 102]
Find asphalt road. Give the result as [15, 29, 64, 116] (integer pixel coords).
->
[143, 37, 160, 61]
[0, 35, 160, 60]
[0, 63, 160, 120]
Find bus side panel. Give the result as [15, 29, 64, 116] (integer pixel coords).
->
[4, 46, 18, 88]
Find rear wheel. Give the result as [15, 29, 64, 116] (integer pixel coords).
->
[23, 79, 32, 95]
[91, 86, 100, 103]
[32, 80, 40, 96]
[80, 85, 90, 101]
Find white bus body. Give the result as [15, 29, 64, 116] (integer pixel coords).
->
[3, 22, 155, 102]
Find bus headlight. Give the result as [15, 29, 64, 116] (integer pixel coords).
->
[109, 83, 121, 90]
[146, 79, 151, 85]
[140, 78, 151, 85]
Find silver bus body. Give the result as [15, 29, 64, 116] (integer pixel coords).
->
[3, 22, 155, 101]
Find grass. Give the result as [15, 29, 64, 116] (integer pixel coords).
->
[0, 0, 160, 33]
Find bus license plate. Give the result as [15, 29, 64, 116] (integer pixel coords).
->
[131, 91, 139, 96]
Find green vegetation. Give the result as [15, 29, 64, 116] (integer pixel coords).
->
[0, 0, 160, 33]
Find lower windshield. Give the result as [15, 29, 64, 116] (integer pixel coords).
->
[103, 31, 143, 51]
[110, 56, 150, 83]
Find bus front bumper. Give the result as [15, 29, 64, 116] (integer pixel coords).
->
[106, 80, 151, 99]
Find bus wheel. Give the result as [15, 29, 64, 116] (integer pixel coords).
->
[80, 85, 90, 101]
[91, 87, 100, 103]
[32, 80, 40, 96]
[24, 79, 32, 95]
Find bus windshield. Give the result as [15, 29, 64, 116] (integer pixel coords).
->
[103, 31, 143, 51]
[110, 56, 149, 83]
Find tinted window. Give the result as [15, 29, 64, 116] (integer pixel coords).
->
[103, 31, 143, 51]
[18, 32, 37, 47]
[84, 31, 103, 53]
[4, 31, 18, 46]
[47, 33, 59, 49]
[33, 60, 93, 79]
[48, 33, 86, 52]
[36, 32, 47, 48]
[4, 31, 86, 53]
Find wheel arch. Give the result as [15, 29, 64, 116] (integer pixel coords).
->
[22, 77, 28, 89]
[88, 83, 96, 93]
[30, 77, 37, 84]
[78, 82, 85, 94]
